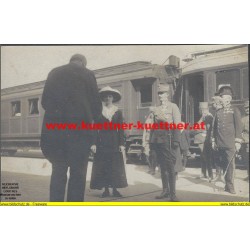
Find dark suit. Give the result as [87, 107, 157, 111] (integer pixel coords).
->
[41, 62, 102, 201]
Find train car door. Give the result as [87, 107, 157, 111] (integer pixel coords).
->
[131, 78, 156, 126]
[181, 73, 204, 124]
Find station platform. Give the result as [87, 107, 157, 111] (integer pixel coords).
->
[1, 157, 249, 202]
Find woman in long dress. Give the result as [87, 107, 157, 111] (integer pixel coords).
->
[90, 86, 128, 197]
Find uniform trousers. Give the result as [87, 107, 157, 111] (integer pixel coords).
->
[198, 141, 213, 178]
[241, 143, 249, 176]
[150, 142, 176, 196]
[217, 148, 236, 190]
[148, 149, 158, 172]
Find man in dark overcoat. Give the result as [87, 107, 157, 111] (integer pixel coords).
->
[41, 54, 102, 201]
[211, 86, 242, 194]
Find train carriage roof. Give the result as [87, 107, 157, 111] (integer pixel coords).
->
[182, 45, 248, 75]
[1, 61, 168, 96]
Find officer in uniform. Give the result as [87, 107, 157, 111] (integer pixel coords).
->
[149, 84, 181, 201]
[211, 93, 223, 181]
[195, 102, 214, 181]
[212, 86, 242, 194]
[143, 112, 158, 175]
[241, 100, 249, 181]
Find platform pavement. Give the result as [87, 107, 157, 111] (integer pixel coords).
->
[1, 157, 249, 202]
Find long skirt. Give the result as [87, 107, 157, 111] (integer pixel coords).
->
[90, 151, 128, 189]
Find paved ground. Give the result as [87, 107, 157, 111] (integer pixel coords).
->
[1, 157, 249, 202]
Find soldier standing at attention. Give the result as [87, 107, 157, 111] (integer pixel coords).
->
[211, 93, 223, 181]
[195, 102, 214, 181]
[149, 84, 181, 201]
[241, 100, 249, 181]
[212, 86, 242, 194]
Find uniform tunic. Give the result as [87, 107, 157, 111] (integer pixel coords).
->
[213, 106, 242, 149]
[242, 115, 249, 144]
[241, 114, 249, 174]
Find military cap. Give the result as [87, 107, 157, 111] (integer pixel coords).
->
[157, 84, 170, 93]
[218, 86, 233, 97]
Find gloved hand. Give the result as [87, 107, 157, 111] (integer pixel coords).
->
[211, 138, 217, 150]
[119, 146, 126, 152]
[90, 145, 96, 154]
[235, 142, 241, 152]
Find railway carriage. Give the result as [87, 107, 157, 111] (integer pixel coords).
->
[1, 45, 248, 161]
[1, 57, 180, 157]
[175, 45, 249, 155]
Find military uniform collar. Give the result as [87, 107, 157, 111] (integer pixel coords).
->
[223, 104, 232, 110]
[160, 101, 170, 108]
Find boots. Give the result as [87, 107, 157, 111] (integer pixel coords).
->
[169, 172, 179, 202]
[155, 189, 170, 199]
[156, 170, 170, 199]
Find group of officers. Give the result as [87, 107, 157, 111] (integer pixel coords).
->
[197, 90, 249, 192]
[144, 84, 249, 201]
[41, 54, 249, 202]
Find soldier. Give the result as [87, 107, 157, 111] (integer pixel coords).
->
[211, 86, 242, 194]
[211, 93, 223, 181]
[142, 112, 158, 175]
[149, 84, 181, 201]
[241, 100, 249, 181]
[194, 102, 214, 181]
[180, 122, 190, 169]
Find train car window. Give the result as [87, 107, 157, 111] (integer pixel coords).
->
[11, 101, 21, 117]
[29, 98, 39, 115]
[215, 69, 240, 99]
[242, 68, 249, 99]
[140, 84, 152, 107]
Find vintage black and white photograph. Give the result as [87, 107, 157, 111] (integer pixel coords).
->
[1, 45, 249, 202]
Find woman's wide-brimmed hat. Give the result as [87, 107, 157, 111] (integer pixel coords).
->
[99, 86, 121, 103]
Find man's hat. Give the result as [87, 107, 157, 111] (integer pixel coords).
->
[212, 93, 222, 100]
[199, 102, 209, 109]
[244, 100, 249, 108]
[99, 86, 121, 103]
[218, 86, 233, 97]
[157, 84, 170, 93]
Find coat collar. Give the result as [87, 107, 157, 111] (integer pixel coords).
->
[102, 104, 118, 121]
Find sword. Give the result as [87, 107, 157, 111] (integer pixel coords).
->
[221, 150, 237, 183]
